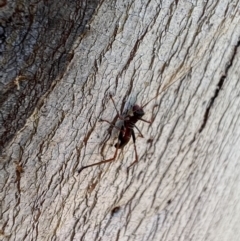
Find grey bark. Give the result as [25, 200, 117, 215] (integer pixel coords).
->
[0, 0, 99, 152]
[1, 0, 240, 241]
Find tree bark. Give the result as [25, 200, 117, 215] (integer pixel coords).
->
[1, 0, 240, 241]
[0, 0, 99, 152]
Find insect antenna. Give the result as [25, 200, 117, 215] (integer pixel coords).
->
[141, 77, 182, 109]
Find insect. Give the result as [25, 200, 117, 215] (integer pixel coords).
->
[78, 76, 186, 173]
[78, 94, 151, 173]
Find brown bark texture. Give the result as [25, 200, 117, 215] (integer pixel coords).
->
[1, 0, 240, 241]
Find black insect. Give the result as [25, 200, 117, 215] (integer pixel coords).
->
[78, 78, 181, 173]
[78, 94, 152, 173]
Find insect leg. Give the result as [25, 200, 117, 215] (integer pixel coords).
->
[133, 124, 144, 138]
[109, 94, 125, 120]
[100, 119, 126, 139]
[78, 143, 120, 174]
[99, 118, 123, 132]
[127, 130, 139, 169]
[140, 118, 152, 124]
[78, 126, 124, 174]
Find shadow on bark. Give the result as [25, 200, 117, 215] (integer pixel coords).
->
[0, 0, 100, 154]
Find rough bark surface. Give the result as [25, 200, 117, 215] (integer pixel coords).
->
[1, 0, 240, 241]
[0, 0, 99, 152]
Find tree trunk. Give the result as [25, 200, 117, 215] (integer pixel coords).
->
[1, 0, 240, 241]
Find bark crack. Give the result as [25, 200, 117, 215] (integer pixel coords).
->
[199, 38, 240, 133]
